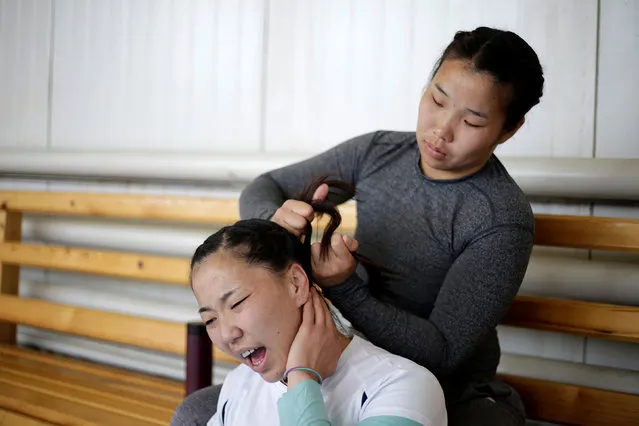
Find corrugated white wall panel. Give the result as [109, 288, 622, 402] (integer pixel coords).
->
[596, 0, 639, 159]
[0, 0, 51, 147]
[450, 0, 598, 157]
[264, 0, 598, 157]
[51, 0, 266, 152]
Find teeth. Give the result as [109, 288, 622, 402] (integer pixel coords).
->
[241, 348, 256, 359]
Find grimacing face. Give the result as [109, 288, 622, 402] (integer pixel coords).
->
[191, 250, 310, 382]
[416, 59, 523, 180]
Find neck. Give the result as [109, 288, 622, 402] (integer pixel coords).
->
[420, 157, 490, 180]
[279, 334, 352, 387]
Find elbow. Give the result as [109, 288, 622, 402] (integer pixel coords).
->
[427, 334, 464, 379]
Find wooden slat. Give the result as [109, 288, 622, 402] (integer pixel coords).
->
[0, 394, 99, 426]
[500, 374, 639, 426]
[0, 295, 237, 364]
[0, 344, 183, 396]
[0, 369, 174, 424]
[0, 358, 181, 407]
[0, 408, 54, 426]
[0, 190, 358, 232]
[534, 214, 639, 252]
[504, 296, 639, 343]
[0, 191, 240, 224]
[0, 242, 190, 285]
[0, 210, 21, 344]
[0, 383, 159, 426]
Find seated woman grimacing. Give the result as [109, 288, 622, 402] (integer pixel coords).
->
[189, 178, 447, 426]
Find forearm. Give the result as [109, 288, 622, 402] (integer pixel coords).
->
[239, 132, 377, 221]
[324, 226, 533, 377]
[278, 381, 330, 426]
[239, 173, 285, 220]
[278, 380, 426, 426]
[323, 273, 448, 375]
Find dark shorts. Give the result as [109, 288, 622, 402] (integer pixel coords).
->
[447, 379, 527, 426]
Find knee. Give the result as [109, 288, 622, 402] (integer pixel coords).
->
[170, 384, 222, 426]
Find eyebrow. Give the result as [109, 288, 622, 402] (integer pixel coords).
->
[466, 108, 487, 119]
[434, 83, 487, 120]
[434, 83, 448, 97]
[197, 287, 239, 313]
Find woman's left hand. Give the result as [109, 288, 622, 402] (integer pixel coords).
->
[311, 233, 359, 287]
[285, 288, 344, 388]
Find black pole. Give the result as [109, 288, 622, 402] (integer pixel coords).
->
[185, 321, 213, 396]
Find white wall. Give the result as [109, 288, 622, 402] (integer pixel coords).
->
[1, 0, 639, 403]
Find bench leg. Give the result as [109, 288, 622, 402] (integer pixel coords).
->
[185, 322, 213, 396]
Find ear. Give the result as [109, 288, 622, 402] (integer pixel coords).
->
[286, 263, 310, 308]
[496, 118, 525, 145]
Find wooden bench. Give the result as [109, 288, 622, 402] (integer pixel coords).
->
[0, 191, 238, 425]
[499, 214, 639, 425]
[1, 190, 638, 425]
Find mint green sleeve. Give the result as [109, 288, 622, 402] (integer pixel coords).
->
[277, 381, 330, 426]
[277, 381, 424, 426]
[358, 416, 422, 425]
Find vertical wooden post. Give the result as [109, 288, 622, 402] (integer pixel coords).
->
[0, 208, 22, 345]
[185, 322, 213, 396]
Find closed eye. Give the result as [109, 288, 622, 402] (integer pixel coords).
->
[231, 295, 249, 309]
[204, 318, 216, 326]
[431, 95, 443, 107]
[464, 121, 483, 128]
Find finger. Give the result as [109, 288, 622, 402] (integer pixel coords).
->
[310, 242, 322, 267]
[281, 213, 309, 236]
[312, 288, 325, 326]
[318, 293, 334, 328]
[330, 232, 351, 258]
[287, 200, 315, 222]
[312, 183, 329, 203]
[302, 288, 315, 326]
[341, 234, 358, 253]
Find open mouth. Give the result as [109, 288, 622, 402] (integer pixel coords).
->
[241, 346, 267, 369]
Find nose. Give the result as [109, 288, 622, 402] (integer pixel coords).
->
[434, 111, 454, 143]
[219, 318, 243, 346]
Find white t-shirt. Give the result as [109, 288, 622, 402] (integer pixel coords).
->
[207, 335, 447, 426]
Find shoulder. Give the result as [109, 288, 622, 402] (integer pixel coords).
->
[347, 336, 442, 395]
[460, 155, 534, 233]
[349, 130, 417, 179]
[366, 130, 416, 153]
[338, 129, 415, 153]
[347, 337, 447, 424]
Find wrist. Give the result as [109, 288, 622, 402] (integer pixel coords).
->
[283, 366, 323, 389]
[318, 265, 357, 288]
[286, 370, 318, 388]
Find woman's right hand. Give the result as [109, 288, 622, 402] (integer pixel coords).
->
[285, 288, 343, 388]
[270, 184, 329, 238]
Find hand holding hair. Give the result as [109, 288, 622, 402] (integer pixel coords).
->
[310, 233, 359, 287]
[270, 184, 329, 238]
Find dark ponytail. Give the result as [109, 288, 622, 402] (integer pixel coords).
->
[190, 175, 356, 284]
[297, 174, 356, 262]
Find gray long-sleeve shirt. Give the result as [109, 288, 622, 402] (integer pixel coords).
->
[239, 130, 534, 396]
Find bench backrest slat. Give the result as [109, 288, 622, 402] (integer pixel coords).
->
[0, 243, 190, 286]
[501, 373, 639, 426]
[0, 293, 236, 364]
[0, 191, 240, 224]
[534, 214, 639, 252]
[503, 296, 639, 343]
